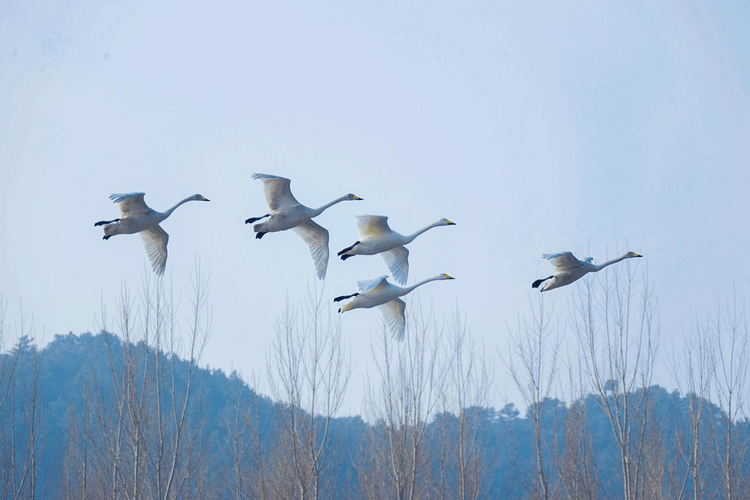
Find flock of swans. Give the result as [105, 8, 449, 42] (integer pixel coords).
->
[95, 173, 642, 340]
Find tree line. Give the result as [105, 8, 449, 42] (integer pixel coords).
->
[0, 263, 748, 499]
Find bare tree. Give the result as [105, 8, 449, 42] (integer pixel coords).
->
[707, 291, 750, 500]
[670, 313, 715, 500]
[265, 283, 351, 500]
[505, 295, 561, 500]
[361, 301, 445, 500]
[438, 309, 492, 500]
[0, 302, 43, 500]
[571, 258, 659, 500]
[153, 266, 212, 500]
[79, 265, 212, 499]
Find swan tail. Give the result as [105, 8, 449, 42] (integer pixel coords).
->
[337, 241, 360, 257]
[333, 293, 359, 303]
[532, 276, 554, 289]
[245, 213, 269, 224]
[94, 218, 120, 227]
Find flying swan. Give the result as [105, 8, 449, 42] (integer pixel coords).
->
[337, 215, 456, 285]
[334, 273, 455, 340]
[532, 251, 643, 292]
[94, 192, 210, 276]
[245, 174, 363, 280]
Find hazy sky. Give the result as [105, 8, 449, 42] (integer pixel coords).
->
[2, 0, 749, 414]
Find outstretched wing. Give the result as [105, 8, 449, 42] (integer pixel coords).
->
[356, 215, 392, 238]
[252, 174, 300, 211]
[543, 251, 582, 272]
[357, 275, 389, 293]
[140, 224, 169, 276]
[292, 219, 329, 280]
[380, 246, 409, 285]
[378, 298, 406, 341]
[110, 193, 150, 216]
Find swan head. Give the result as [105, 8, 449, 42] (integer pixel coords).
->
[439, 218, 456, 226]
[439, 273, 455, 280]
[191, 194, 210, 202]
[345, 194, 364, 201]
[626, 251, 642, 258]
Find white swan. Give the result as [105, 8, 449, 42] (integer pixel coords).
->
[95, 192, 210, 276]
[337, 215, 456, 285]
[245, 174, 363, 280]
[532, 251, 642, 292]
[334, 273, 454, 340]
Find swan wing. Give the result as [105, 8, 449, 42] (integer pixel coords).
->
[356, 215, 392, 238]
[543, 251, 582, 272]
[380, 246, 409, 285]
[110, 193, 150, 216]
[357, 275, 390, 293]
[252, 174, 300, 211]
[378, 298, 406, 341]
[292, 219, 329, 280]
[140, 224, 169, 276]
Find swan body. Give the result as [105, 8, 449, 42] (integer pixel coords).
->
[334, 273, 454, 340]
[245, 173, 362, 280]
[337, 215, 456, 285]
[95, 192, 210, 276]
[532, 251, 642, 292]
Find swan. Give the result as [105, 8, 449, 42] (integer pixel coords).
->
[334, 273, 454, 340]
[245, 173, 363, 280]
[532, 251, 642, 292]
[94, 192, 210, 276]
[337, 215, 456, 285]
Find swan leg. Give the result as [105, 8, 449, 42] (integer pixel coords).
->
[532, 276, 554, 289]
[94, 218, 120, 227]
[256, 232, 267, 240]
[337, 241, 360, 257]
[103, 235, 113, 241]
[333, 292, 359, 303]
[245, 213, 270, 224]
[340, 254, 355, 261]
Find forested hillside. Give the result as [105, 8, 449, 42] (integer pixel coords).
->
[1, 330, 749, 499]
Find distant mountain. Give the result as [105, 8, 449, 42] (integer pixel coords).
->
[0, 332, 748, 498]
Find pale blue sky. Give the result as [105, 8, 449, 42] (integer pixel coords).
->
[2, 0, 749, 413]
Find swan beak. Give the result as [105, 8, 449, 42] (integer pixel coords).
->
[201, 196, 210, 202]
[354, 195, 364, 201]
[446, 220, 456, 225]
[634, 253, 643, 258]
[445, 274, 455, 280]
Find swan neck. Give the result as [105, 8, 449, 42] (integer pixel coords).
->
[314, 195, 349, 215]
[164, 196, 195, 217]
[405, 221, 439, 243]
[594, 254, 629, 271]
[405, 276, 439, 293]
